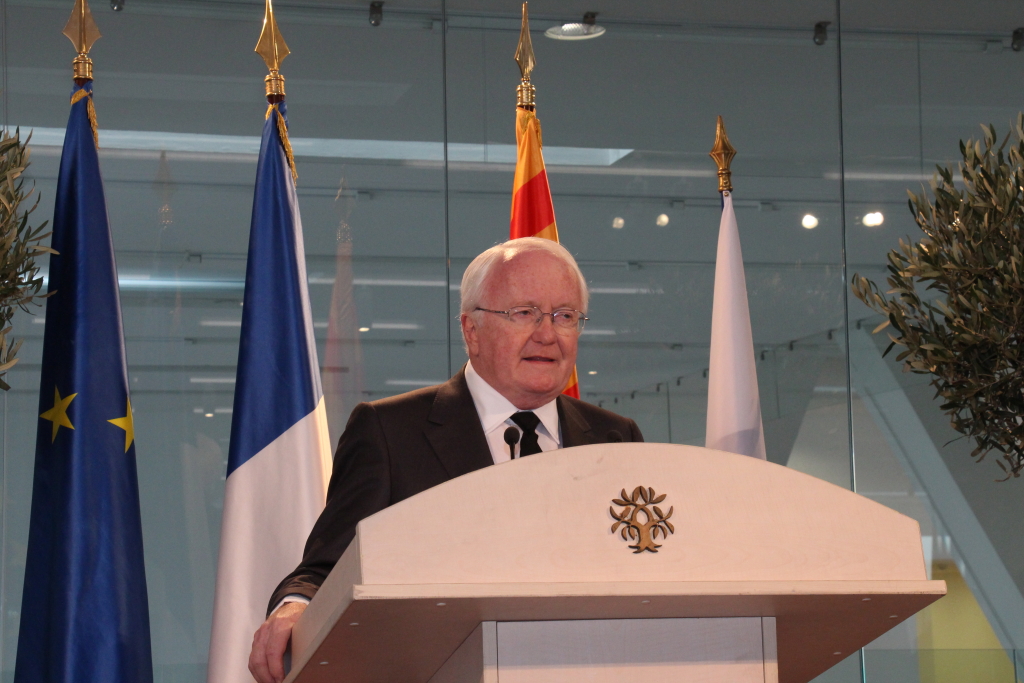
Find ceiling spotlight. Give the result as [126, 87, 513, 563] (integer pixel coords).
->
[656, 213, 670, 226]
[1013, 28, 1024, 52]
[862, 211, 884, 227]
[545, 12, 605, 41]
[369, 1, 383, 27]
[110, 0, 124, 10]
[612, 217, 625, 229]
[802, 214, 819, 229]
[358, 326, 370, 332]
[813, 21, 830, 46]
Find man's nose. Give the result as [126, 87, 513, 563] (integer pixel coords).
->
[531, 314, 558, 342]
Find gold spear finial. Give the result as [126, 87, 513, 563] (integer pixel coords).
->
[709, 115, 737, 193]
[62, 0, 101, 81]
[514, 2, 536, 109]
[255, 0, 290, 99]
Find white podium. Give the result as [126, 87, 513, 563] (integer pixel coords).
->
[284, 443, 945, 683]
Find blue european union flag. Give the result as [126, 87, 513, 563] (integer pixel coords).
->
[14, 81, 153, 683]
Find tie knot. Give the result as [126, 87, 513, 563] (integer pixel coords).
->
[510, 410, 541, 434]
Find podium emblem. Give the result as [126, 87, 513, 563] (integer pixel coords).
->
[610, 486, 675, 553]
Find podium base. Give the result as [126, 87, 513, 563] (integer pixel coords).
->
[430, 617, 779, 683]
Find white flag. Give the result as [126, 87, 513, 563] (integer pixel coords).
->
[705, 192, 767, 460]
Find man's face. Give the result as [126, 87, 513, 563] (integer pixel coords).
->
[461, 249, 583, 410]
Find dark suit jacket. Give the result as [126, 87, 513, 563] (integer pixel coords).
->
[268, 367, 643, 612]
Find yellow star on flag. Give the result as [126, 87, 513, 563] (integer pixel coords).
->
[108, 398, 135, 453]
[40, 387, 77, 443]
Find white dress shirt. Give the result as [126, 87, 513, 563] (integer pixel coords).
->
[464, 360, 561, 463]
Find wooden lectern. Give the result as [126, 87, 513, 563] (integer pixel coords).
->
[285, 443, 945, 683]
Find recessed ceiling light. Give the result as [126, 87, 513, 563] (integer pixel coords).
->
[358, 327, 370, 332]
[656, 213, 670, 226]
[863, 211, 884, 227]
[545, 12, 605, 40]
[612, 217, 625, 229]
[588, 370, 598, 375]
[802, 214, 819, 229]
[545, 23, 605, 40]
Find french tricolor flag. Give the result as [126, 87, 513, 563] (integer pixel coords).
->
[206, 100, 332, 683]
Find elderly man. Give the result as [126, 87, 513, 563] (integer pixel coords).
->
[248, 237, 643, 683]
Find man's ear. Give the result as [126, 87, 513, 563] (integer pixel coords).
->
[461, 313, 480, 356]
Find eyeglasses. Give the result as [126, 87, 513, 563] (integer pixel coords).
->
[475, 306, 588, 334]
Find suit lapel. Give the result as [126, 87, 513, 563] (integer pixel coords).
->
[426, 367, 494, 479]
[558, 396, 593, 447]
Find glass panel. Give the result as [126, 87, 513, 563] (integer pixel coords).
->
[23, 0, 1024, 681]
[2, 1, 445, 679]
[841, 0, 1024, 671]
[863, 649, 1019, 683]
[812, 653, 864, 683]
[442, 2, 848, 478]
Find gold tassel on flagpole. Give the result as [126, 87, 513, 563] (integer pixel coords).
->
[68, 88, 99, 148]
[265, 103, 298, 183]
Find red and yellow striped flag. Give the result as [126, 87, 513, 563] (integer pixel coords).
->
[510, 107, 558, 241]
[510, 106, 580, 398]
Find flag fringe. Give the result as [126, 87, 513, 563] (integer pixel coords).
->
[266, 103, 298, 183]
[70, 88, 99, 149]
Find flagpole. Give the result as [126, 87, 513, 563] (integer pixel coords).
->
[208, 3, 332, 681]
[255, 0, 297, 180]
[16, 2, 155, 681]
[508, 3, 581, 398]
[709, 115, 736, 195]
[514, 2, 536, 111]
[63, 0, 100, 82]
[256, 0, 289, 101]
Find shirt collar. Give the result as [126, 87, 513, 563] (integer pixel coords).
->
[464, 361, 560, 442]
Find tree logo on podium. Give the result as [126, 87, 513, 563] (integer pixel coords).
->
[610, 486, 674, 553]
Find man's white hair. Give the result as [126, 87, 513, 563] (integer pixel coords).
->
[460, 237, 590, 316]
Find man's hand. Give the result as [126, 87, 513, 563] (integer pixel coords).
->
[249, 601, 307, 683]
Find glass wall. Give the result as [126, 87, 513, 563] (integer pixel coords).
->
[0, 0, 1022, 681]
[841, 2, 1024, 681]
[1, 1, 450, 679]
